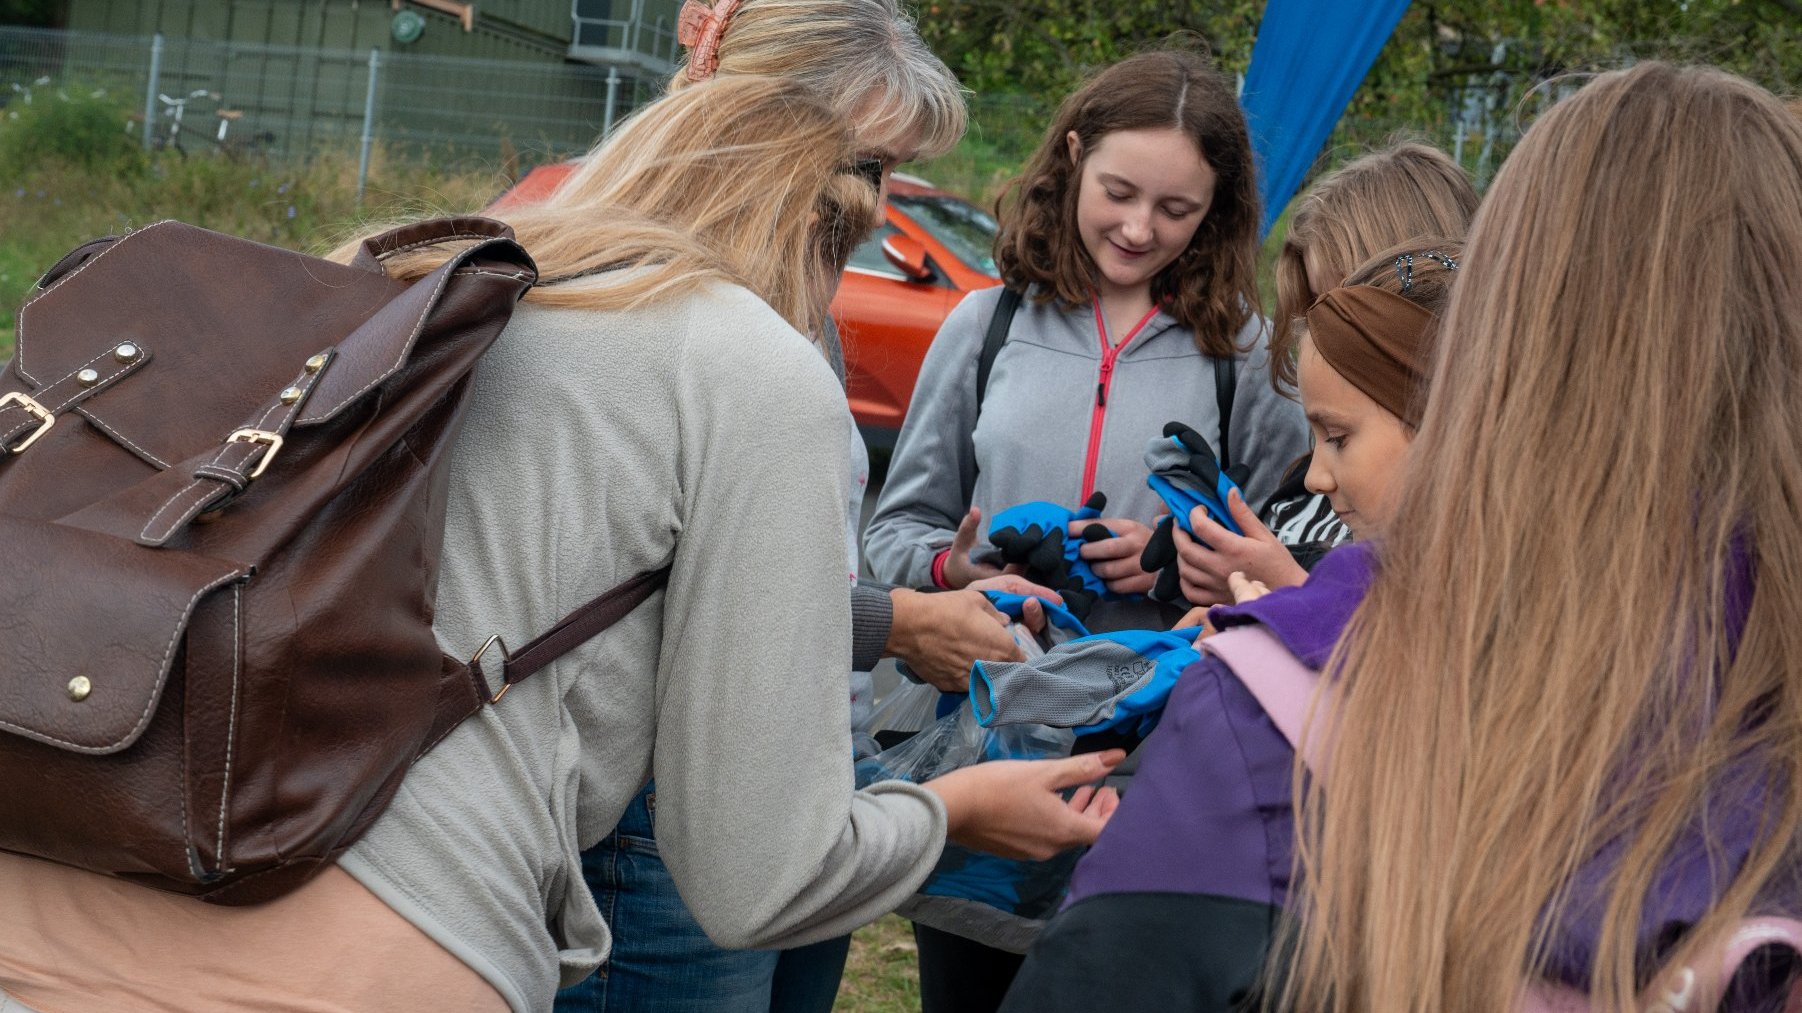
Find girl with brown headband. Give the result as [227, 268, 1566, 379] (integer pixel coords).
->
[1170, 242, 1458, 621]
[1293, 241, 1458, 541]
[1168, 143, 1477, 605]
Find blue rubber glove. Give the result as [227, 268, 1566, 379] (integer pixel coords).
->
[1068, 626, 1204, 739]
[988, 492, 1119, 618]
[1140, 422, 1250, 602]
[921, 590, 1094, 720]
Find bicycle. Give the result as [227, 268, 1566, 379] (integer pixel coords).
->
[155, 89, 244, 158]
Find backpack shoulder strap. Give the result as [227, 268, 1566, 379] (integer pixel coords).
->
[974, 286, 1022, 413]
[1201, 624, 1326, 774]
[473, 566, 671, 702]
[1213, 351, 1237, 470]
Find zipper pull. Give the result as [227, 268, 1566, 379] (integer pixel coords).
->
[1096, 380, 1106, 407]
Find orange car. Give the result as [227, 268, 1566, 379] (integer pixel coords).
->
[496, 165, 1000, 446]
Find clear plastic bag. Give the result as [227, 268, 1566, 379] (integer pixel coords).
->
[855, 698, 1081, 953]
[858, 679, 941, 739]
[855, 699, 1074, 787]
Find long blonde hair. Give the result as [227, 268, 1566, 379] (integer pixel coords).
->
[668, 0, 965, 160]
[339, 76, 878, 338]
[1272, 143, 1478, 393]
[1285, 63, 1802, 1011]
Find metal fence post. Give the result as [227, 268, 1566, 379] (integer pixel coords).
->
[141, 33, 163, 151]
[356, 48, 380, 206]
[603, 66, 620, 137]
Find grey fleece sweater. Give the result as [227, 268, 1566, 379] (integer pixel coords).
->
[339, 284, 947, 1012]
[863, 286, 1308, 630]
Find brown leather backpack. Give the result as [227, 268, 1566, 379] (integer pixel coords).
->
[0, 217, 663, 904]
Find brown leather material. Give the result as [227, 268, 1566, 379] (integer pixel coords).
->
[0, 343, 149, 449]
[491, 566, 673, 689]
[0, 217, 621, 904]
[349, 216, 518, 274]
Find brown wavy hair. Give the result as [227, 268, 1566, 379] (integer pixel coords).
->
[1271, 143, 1478, 393]
[993, 48, 1259, 357]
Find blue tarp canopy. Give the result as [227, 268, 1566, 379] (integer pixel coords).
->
[1241, 0, 1413, 238]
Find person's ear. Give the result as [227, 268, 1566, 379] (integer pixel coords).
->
[1065, 130, 1083, 167]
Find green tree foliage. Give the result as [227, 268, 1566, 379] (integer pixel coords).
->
[915, 0, 1262, 96]
[1342, 0, 1802, 177]
[918, 0, 1802, 195]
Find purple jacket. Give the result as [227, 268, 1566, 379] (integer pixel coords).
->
[1061, 542, 1374, 917]
[1052, 541, 1790, 994]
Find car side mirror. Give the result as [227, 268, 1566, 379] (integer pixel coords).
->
[881, 235, 935, 283]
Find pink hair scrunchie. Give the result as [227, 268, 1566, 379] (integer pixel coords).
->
[677, 0, 745, 82]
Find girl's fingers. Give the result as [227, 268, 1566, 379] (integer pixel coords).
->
[1226, 488, 1272, 540]
[1173, 606, 1210, 629]
[1188, 508, 1241, 550]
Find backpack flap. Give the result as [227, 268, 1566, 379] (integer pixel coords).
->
[12, 221, 407, 471]
[0, 513, 247, 755]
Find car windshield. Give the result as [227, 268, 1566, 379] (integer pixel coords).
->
[892, 195, 998, 275]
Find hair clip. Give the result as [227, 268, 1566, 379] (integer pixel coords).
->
[677, 0, 745, 82]
[1393, 250, 1460, 293]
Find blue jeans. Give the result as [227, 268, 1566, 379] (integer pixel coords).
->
[555, 785, 849, 1013]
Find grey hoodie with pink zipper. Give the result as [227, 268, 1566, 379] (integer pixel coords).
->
[863, 284, 1308, 632]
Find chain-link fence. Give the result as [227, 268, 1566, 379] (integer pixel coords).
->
[0, 25, 655, 189]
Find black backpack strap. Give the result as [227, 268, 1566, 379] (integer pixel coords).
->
[474, 566, 671, 702]
[1213, 352, 1237, 471]
[975, 286, 1022, 412]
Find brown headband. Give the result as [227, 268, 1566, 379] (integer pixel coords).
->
[1304, 285, 1438, 428]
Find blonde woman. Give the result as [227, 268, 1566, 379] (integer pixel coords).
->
[1009, 62, 1802, 1012]
[0, 77, 1122, 1013]
[1168, 142, 1478, 602]
[561, 4, 1062, 1012]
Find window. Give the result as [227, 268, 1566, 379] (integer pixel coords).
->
[892, 196, 998, 275]
[846, 224, 903, 276]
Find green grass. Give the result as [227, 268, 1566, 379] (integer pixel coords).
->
[837, 915, 922, 1012]
[0, 146, 510, 358]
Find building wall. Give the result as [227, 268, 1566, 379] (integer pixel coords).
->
[59, 0, 670, 164]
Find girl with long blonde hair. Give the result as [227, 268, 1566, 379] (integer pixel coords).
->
[0, 76, 1125, 1013]
[1287, 61, 1802, 1012]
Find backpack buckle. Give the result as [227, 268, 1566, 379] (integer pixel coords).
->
[470, 634, 513, 703]
[226, 429, 284, 480]
[0, 392, 55, 455]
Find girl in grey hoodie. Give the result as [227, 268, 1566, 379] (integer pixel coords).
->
[862, 48, 1307, 1013]
[865, 49, 1307, 639]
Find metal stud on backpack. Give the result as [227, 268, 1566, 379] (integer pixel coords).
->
[0, 217, 661, 904]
